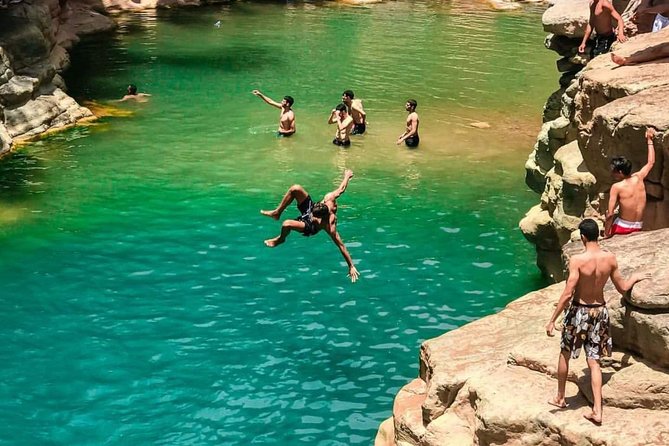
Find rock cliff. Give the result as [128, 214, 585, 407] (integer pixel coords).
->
[375, 229, 669, 446]
[520, 0, 669, 280]
[0, 0, 228, 157]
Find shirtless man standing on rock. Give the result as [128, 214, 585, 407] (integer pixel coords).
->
[604, 128, 656, 237]
[252, 90, 296, 136]
[546, 218, 650, 425]
[261, 169, 360, 283]
[578, 0, 627, 58]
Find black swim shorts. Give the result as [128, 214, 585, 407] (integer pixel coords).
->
[405, 134, 419, 147]
[351, 123, 366, 135]
[332, 138, 351, 147]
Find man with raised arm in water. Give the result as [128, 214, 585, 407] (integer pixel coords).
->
[578, 0, 627, 58]
[341, 90, 367, 135]
[546, 218, 650, 425]
[252, 90, 296, 136]
[261, 170, 360, 283]
[605, 128, 656, 237]
[397, 99, 419, 147]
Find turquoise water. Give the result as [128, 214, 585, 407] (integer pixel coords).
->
[0, 2, 553, 444]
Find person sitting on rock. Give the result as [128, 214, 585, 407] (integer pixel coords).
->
[634, 0, 669, 32]
[546, 218, 650, 425]
[578, 0, 628, 58]
[119, 84, 151, 102]
[604, 128, 656, 237]
[260, 169, 360, 283]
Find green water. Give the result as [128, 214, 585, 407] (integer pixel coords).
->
[0, 2, 554, 444]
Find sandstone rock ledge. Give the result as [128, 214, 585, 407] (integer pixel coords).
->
[376, 229, 669, 446]
[521, 10, 669, 280]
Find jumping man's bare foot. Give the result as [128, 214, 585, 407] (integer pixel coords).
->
[264, 237, 284, 247]
[583, 411, 602, 425]
[260, 210, 280, 220]
[547, 397, 568, 409]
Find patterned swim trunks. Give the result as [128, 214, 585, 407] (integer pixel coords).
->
[560, 303, 612, 360]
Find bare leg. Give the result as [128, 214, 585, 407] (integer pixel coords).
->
[261, 184, 309, 220]
[584, 358, 603, 425]
[548, 350, 570, 408]
[264, 219, 305, 247]
[611, 43, 669, 66]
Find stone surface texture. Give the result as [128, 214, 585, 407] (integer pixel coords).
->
[521, 5, 668, 280]
[376, 229, 669, 446]
[0, 0, 229, 157]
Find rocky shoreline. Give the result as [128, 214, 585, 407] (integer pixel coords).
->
[376, 1, 669, 444]
[375, 230, 669, 446]
[0, 0, 231, 157]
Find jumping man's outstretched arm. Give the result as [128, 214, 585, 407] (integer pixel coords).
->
[252, 90, 281, 109]
[324, 169, 354, 202]
[328, 225, 360, 283]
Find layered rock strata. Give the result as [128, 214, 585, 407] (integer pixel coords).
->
[521, 1, 669, 280]
[376, 229, 669, 446]
[0, 0, 229, 157]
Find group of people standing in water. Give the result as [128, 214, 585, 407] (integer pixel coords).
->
[251, 89, 420, 148]
[251, 89, 421, 283]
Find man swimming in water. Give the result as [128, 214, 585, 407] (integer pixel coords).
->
[252, 90, 296, 136]
[119, 84, 151, 102]
[396, 99, 419, 147]
[261, 169, 360, 283]
[342, 90, 367, 135]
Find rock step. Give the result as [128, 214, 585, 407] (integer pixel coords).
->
[510, 338, 669, 411]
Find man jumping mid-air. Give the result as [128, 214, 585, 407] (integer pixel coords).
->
[261, 170, 360, 283]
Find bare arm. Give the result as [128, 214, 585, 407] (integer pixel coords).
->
[641, 4, 669, 15]
[610, 259, 650, 294]
[546, 260, 579, 336]
[607, 2, 627, 42]
[397, 115, 418, 144]
[352, 102, 367, 123]
[252, 90, 281, 109]
[324, 169, 354, 201]
[328, 223, 360, 283]
[579, 21, 593, 53]
[636, 128, 656, 180]
[604, 185, 620, 237]
[328, 110, 338, 124]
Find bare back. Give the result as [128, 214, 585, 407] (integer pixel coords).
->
[613, 175, 647, 221]
[571, 250, 617, 305]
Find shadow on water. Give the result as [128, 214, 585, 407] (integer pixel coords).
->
[0, 152, 45, 201]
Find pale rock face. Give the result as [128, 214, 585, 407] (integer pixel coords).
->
[542, 0, 590, 38]
[377, 230, 669, 445]
[522, 23, 669, 280]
